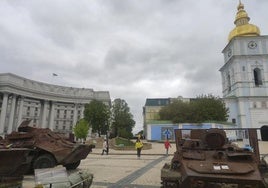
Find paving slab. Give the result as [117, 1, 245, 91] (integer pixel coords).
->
[22, 142, 174, 188]
[22, 141, 268, 188]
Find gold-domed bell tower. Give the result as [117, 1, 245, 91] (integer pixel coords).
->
[228, 0, 260, 41]
[220, 1, 268, 129]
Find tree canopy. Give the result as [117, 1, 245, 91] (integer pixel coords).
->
[159, 94, 229, 123]
[73, 118, 89, 140]
[111, 98, 135, 138]
[84, 100, 110, 136]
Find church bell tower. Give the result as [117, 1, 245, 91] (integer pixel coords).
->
[220, 1, 268, 128]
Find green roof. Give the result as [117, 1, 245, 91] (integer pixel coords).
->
[145, 98, 171, 106]
[146, 120, 173, 124]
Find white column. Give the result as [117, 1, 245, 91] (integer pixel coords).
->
[72, 104, 78, 125]
[41, 100, 48, 128]
[8, 94, 17, 133]
[48, 101, 55, 130]
[0, 93, 9, 134]
[17, 97, 24, 129]
[238, 99, 247, 128]
[81, 105, 85, 118]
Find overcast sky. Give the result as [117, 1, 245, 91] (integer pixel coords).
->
[1, 0, 268, 133]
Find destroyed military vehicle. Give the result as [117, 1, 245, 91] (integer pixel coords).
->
[161, 128, 268, 188]
[0, 120, 94, 173]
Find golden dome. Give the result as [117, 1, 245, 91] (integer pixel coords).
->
[228, 1, 260, 41]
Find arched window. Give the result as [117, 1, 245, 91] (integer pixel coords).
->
[253, 68, 262, 86]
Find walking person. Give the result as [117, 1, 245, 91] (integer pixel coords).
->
[101, 139, 108, 155]
[135, 138, 143, 159]
[164, 139, 171, 156]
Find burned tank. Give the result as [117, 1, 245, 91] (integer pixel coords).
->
[0, 148, 33, 187]
[0, 120, 95, 172]
[161, 128, 268, 188]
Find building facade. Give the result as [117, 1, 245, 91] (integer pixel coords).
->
[143, 97, 193, 138]
[146, 123, 234, 141]
[143, 98, 171, 138]
[0, 73, 111, 135]
[220, 2, 268, 128]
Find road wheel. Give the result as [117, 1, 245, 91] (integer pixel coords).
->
[64, 160, 81, 170]
[33, 154, 56, 169]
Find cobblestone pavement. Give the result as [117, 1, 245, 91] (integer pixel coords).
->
[23, 142, 176, 188]
[22, 141, 268, 188]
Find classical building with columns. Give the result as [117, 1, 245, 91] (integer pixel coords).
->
[0, 73, 111, 135]
[220, 2, 268, 128]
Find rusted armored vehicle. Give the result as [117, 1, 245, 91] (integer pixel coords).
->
[161, 128, 268, 187]
[0, 148, 33, 187]
[0, 120, 94, 172]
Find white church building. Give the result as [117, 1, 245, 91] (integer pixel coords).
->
[220, 2, 268, 129]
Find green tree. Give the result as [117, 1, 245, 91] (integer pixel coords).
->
[73, 119, 89, 141]
[191, 94, 229, 123]
[159, 94, 229, 123]
[111, 98, 135, 138]
[159, 100, 192, 123]
[84, 100, 110, 136]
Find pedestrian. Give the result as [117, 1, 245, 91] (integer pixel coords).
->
[164, 139, 171, 156]
[101, 139, 108, 155]
[135, 138, 143, 159]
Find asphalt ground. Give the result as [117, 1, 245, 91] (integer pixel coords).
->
[22, 141, 268, 188]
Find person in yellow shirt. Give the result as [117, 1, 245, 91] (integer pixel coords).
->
[135, 138, 143, 159]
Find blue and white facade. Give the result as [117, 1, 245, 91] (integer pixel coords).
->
[146, 123, 234, 141]
[220, 36, 268, 129]
[220, 2, 268, 129]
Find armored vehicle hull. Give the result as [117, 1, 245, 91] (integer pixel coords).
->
[161, 128, 268, 188]
[0, 120, 94, 173]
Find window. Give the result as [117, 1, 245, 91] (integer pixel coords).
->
[253, 68, 262, 86]
[242, 66, 245, 71]
[227, 74, 231, 91]
[261, 101, 267, 108]
[253, 102, 257, 108]
[232, 119, 236, 124]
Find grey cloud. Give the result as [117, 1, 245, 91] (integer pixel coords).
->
[1, 0, 267, 132]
